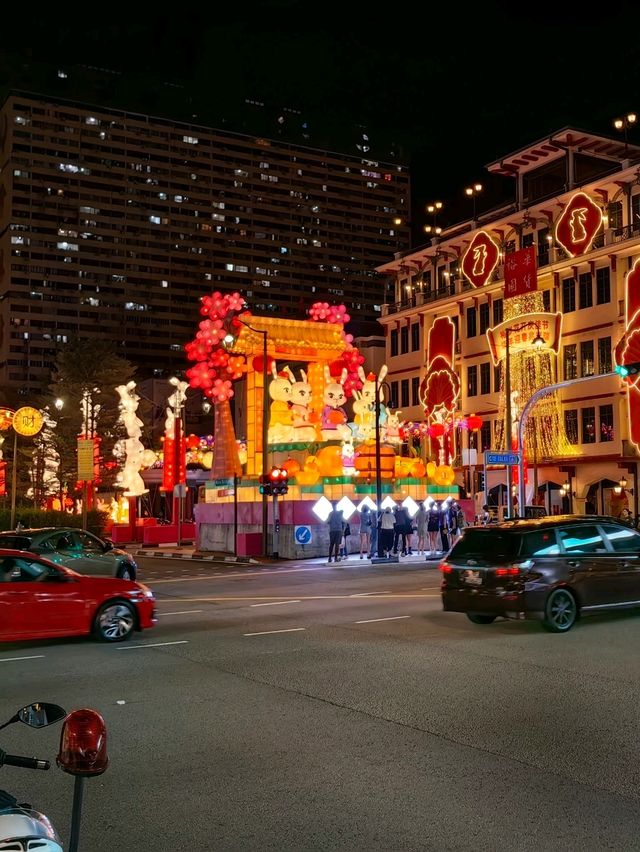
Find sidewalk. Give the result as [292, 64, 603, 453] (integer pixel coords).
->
[133, 544, 444, 567]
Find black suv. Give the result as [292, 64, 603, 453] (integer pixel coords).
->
[440, 515, 640, 632]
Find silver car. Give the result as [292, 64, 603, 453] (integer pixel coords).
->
[0, 527, 138, 580]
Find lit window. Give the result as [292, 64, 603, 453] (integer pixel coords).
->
[56, 242, 78, 251]
[161, 280, 168, 288]
[149, 216, 161, 225]
[85, 116, 99, 125]
[57, 69, 68, 78]
[183, 135, 198, 145]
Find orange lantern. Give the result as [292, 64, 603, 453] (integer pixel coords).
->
[282, 457, 301, 478]
[410, 459, 426, 478]
[426, 461, 437, 478]
[316, 445, 344, 476]
[354, 441, 395, 479]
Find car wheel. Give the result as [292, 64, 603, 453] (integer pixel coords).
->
[117, 563, 136, 581]
[543, 588, 577, 633]
[466, 613, 497, 625]
[93, 600, 136, 642]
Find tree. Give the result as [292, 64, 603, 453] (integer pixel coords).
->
[35, 337, 136, 502]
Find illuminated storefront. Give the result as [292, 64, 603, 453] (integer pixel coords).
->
[377, 128, 640, 519]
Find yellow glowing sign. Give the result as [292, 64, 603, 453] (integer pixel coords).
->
[12, 406, 44, 437]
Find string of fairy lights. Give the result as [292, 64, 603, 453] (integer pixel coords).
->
[495, 293, 578, 459]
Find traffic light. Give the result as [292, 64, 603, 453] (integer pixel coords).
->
[259, 474, 272, 496]
[616, 361, 640, 377]
[269, 466, 289, 496]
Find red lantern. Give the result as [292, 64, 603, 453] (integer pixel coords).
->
[428, 422, 445, 438]
[466, 414, 483, 431]
[252, 355, 274, 373]
[186, 433, 200, 449]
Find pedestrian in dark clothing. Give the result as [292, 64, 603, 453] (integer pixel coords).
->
[427, 504, 440, 555]
[439, 505, 450, 553]
[393, 505, 411, 555]
[379, 507, 396, 557]
[327, 502, 345, 563]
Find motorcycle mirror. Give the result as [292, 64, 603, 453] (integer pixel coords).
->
[17, 703, 67, 729]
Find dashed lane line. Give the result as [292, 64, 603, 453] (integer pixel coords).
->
[116, 640, 189, 650]
[251, 600, 301, 607]
[244, 627, 307, 637]
[0, 655, 45, 662]
[355, 616, 411, 624]
[160, 610, 204, 616]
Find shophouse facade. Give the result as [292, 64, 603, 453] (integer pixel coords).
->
[377, 128, 640, 518]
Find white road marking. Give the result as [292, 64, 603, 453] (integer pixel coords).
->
[355, 616, 411, 624]
[160, 610, 203, 615]
[350, 591, 391, 597]
[0, 655, 45, 662]
[244, 627, 306, 637]
[116, 641, 189, 650]
[251, 600, 301, 607]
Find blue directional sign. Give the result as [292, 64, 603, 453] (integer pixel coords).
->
[294, 525, 312, 545]
[486, 451, 520, 465]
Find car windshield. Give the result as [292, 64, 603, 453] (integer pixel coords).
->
[449, 528, 521, 561]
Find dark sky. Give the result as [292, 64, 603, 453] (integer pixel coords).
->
[3, 3, 640, 245]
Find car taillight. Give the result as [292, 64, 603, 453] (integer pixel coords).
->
[440, 563, 453, 573]
[494, 566, 521, 577]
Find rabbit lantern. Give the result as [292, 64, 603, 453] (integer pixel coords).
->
[268, 362, 294, 443]
[321, 366, 351, 441]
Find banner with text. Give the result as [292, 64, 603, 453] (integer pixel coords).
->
[504, 245, 538, 299]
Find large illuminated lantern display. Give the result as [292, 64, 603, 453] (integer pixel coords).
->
[187, 292, 459, 556]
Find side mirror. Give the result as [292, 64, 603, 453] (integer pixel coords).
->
[102, 538, 114, 551]
[18, 703, 67, 728]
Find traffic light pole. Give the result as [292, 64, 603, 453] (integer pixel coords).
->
[272, 493, 279, 557]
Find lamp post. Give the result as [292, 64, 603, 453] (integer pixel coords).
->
[423, 201, 443, 241]
[169, 376, 186, 547]
[613, 112, 637, 157]
[465, 183, 483, 223]
[374, 377, 394, 512]
[224, 319, 269, 557]
[504, 323, 545, 518]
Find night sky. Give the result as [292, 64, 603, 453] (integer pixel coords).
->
[3, 3, 640, 245]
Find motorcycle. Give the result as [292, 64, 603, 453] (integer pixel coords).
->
[0, 702, 108, 852]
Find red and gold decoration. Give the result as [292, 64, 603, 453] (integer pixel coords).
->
[461, 230, 501, 288]
[555, 191, 603, 257]
[504, 245, 538, 299]
[615, 257, 640, 447]
[487, 312, 562, 364]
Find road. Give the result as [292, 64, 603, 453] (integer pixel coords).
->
[2, 554, 640, 851]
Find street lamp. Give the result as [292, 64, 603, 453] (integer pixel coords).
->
[374, 376, 394, 516]
[224, 318, 269, 557]
[614, 475, 628, 496]
[613, 112, 637, 156]
[504, 323, 545, 518]
[465, 183, 483, 222]
[423, 201, 443, 239]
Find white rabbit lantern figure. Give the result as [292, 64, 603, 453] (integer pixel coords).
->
[384, 409, 403, 445]
[288, 367, 317, 443]
[268, 362, 295, 443]
[321, 366, 351, 441]
[341, 434, 357, 476]
[356, 365, 389, 438]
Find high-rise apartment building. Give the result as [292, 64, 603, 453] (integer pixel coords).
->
[0, 91, 410, 398]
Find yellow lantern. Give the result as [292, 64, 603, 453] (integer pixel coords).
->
[426, 461, 437, 478]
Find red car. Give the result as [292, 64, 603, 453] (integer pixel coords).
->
[0, 549, 157, 643]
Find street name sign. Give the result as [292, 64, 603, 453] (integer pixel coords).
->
[486, 451, 520, 465]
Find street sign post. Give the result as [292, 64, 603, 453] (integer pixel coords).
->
[486, 451, 520, 466]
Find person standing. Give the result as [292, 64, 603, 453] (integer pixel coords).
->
[414, 503, 428, 556]
[393, 504, 411, 555]
[369, 509, 380, 558]
[327, 502, 345, 563]
[379, 507, 396, 557]
[359, 506, 372, 559]
[439, 504, 450, 553]
[427, 503, 440, 554]
[340, 520, 351, 559]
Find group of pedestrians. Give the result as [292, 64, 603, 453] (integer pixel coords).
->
[326, 499, 466, 562]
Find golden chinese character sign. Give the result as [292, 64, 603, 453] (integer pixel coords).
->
[461, 231, 500, 288]
[486, 312, 563, 365]
[12, 407, 44, 437]
[555, 192, 603, 257]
